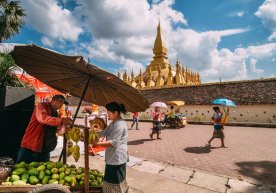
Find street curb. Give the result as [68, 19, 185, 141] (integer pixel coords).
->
[96, 153, 276, 192]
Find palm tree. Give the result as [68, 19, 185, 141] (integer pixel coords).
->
[0, 53, 26, 87]
[0, 0, 25, 42]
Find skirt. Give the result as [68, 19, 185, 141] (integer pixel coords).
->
[212, 130, 225, 139]
[152, 121, 161, 134]
[103, 163, 129, 193]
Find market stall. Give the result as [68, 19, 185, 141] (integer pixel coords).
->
[0, 45, 149, 193]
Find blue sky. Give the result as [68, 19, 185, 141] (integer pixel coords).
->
[4, 0, 276, 82]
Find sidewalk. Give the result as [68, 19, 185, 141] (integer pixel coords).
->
[52, 154, 276, 193]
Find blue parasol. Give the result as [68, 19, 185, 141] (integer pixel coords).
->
[212, 98, 237, 107]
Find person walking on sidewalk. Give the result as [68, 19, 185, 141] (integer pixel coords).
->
[130, 112, 139, 130]
[92, 102, 129, 193]
[150, 107, 163, 140]
[206, 106, 226, 147]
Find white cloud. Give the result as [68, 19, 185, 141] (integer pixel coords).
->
[228, 11, 245, 17]
[21, 0, 83, 46]
[268, 31, 276, 41]
[21, 0, 276, 82]
[250, 58, 264, 74]
[41, 37, 54, 47]
[72, 0, 270, 82]
[255, 0, 276, 41]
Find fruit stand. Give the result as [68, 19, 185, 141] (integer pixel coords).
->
[1, 45, 149, 193]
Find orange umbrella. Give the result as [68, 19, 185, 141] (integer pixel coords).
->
[16, 73, 63, 99]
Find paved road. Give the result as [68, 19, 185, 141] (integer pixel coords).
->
[126, 121, 276, 186]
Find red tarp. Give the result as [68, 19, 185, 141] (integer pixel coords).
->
[16, 73, 63, 100]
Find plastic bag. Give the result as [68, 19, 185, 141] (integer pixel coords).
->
[0, 157, 14, 185]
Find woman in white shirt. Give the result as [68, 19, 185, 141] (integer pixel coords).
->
[93, 102, 129, 193]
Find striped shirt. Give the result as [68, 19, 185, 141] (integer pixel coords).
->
[99, 119, 128, 165]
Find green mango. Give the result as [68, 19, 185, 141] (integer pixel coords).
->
[59, 172, 65, 180]
[38, 171, 45, 181]
[89, 170, 97, 176]
[2, 182, 13, 185]
[41, 176, 50, 185]
[51, 168, 59, 174]
[29, 162, 39, 168]
[29, 176, 39, 185]
[75, 175, 82, 181]
[37, 165, 46, 171]
[58, 167, 65, 173]
[28, 168, 39, 176]
[52, 174, 59, 180]
[79, 180, 84, 186]
[96, 177, 103, 184]
[12, 168, 26, 175]
[70, 170, 76, 175]
[71, 176, 77, 187]
[55, 162, 63, 169]
[21, 173, 29, 183]
[45, 169, 51, 176]
[90, 181, 98, 186]
[64, 176, 72, 183]
[46, 163, 56, 170]
[13, 162, 27, 169]
[59, 179, 65, 185]
[89, 175, 95, 181]
[76, 168, 82, 175]
[48, 179, 58, 184]
[70, 164, 76, 169]
[65, 168, 71, 175]
[11, 175, 20, 182]
[13, 180, 27, 185]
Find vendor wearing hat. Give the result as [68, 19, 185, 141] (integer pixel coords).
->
[17, 95, 73, 163]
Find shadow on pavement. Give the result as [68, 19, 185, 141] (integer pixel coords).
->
[183, 146, 219, 154]
[128, 139, 153, 145]
[235, 161, 276, 186]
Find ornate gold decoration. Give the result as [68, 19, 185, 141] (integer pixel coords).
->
[119, 21, 201, 89]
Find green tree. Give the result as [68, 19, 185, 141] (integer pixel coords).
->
[0, 0, 25, 42]
[0, 53, 26, 88]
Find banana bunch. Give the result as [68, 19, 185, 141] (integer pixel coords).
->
[73, 144, 80, 162]
[89, 130, 99, 145]
[71, 127, 80, 143]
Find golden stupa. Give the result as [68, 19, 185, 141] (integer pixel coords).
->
[119, 21, 201, 89]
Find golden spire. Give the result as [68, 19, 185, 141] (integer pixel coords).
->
[117, 71, 121, 79]
[156, 67, 165, 87]
[181, 65, 186, 84]
[176, 58, 181, 72]
[146, 66, 155, 87]
[131, 68, 135, 81]
[166, 64, 174, 86]
[130, 68, 137, 88]
[123, 69, 127, 82]
[127, 75, 131, 83]
[153, 20, 167, 55]
[136, 68, 145, 89]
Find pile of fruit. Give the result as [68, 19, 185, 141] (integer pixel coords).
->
[2, 161, 103, 187]
[66, 126, 99, 162]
